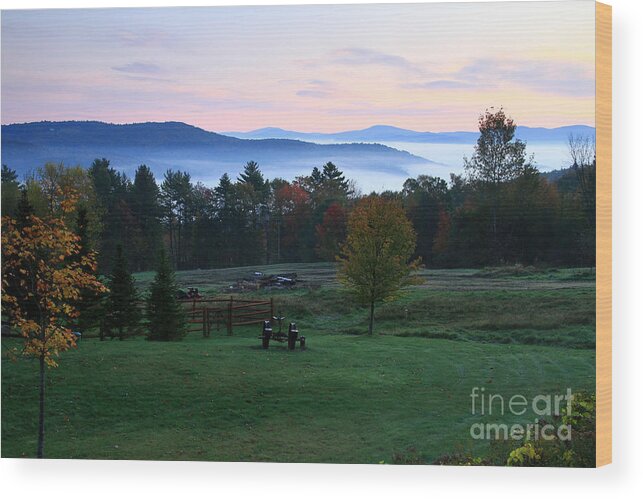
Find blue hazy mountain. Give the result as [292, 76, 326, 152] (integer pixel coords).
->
[1, 121, 594, 191]
[225, 124, 595, 144]
[1, 121, 439, 185]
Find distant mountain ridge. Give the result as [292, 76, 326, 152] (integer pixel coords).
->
[0, 121, 438, 184]
[1, 120, 593, 191]
[224, 124, 596, 144]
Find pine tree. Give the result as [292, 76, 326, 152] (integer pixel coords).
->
[146, 249, 186, 341]
[88, 158, 134, 273]
[215, 173, 240, 266]
[3, 188, 35, 324]
[160, 170, 193, 269]
[238, 161, 267, 196]
[103, 245, 140, 340]
[15, 187, 34, 230]
[75, 206, 103, 333]
[1, 165, 20, 217]
[308, 166, 324, 192]
[322, 162, 351, 198]
[75, 207, 91, 259]
[131, 165, 163, 271]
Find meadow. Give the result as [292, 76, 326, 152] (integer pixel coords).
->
[1, 264, 596, 463]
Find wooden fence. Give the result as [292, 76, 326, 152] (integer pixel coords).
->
[181, 297, 274, 336]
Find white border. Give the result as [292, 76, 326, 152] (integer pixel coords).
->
[1, 0, 641, 497]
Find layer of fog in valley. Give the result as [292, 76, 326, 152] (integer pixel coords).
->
[124, 141, 571, 194]
[382, 141, 571, 177]
[307, 139, 572, 191]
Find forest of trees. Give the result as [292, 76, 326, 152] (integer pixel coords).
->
[1, 111, 596, 273]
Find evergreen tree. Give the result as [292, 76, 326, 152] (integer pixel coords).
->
[88, 158, 115, 205]
[238, 161, 268, 197]
[15, 187, 35, 230]
[303, 163, 352, 208]
[1, 165, 20, 217]
[103, 245, 140, 340]
[237, 161, 270, 264]
[75, 206, 103, 333]
[402, 175, 449, 265]
[161, 170, 193, 269]
[1, 164, 18, 183]
[2, 187, 35, 324]
[299, 163, 353, 259]
[146, 249, 186, 341]
[88, 158, 134, 272]
[190, 183, 218, 269]
[308, 166, 324, 193]
[214, 173, 240, 266]
[321, 162, 351, 199]
[75, 207, 91, 259]
[131, 165, 163, 271]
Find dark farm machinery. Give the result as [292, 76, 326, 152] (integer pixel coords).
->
[260, 319, 306, 350]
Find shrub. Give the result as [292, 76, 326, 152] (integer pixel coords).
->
[435, 391, 596, 467]
[506, 392, 596, 467]
[391, 447, 426, 464]
[433, 454, 491, 466]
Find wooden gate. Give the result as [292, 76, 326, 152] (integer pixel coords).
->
[181, 297, 274, 336]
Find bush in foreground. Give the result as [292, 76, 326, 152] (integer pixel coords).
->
[428, 392, 596, 467]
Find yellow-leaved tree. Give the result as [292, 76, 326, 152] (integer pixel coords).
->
[1, 190, 106, 458]
[337, 196, 419, 335]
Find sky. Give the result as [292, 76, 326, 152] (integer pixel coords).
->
[1, 1, 596, 133]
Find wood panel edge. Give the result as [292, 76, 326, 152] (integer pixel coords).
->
[595, 0, 612, 468]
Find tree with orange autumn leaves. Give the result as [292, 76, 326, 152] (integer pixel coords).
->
[338, 196, 419, 335]
[1, 188, 107, 458]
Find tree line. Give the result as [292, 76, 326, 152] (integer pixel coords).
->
[1, 109, 596, 273]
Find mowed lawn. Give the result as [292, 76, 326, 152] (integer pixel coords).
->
[1, 266, 596, 463]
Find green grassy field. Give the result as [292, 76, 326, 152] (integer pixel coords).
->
[1, 264, 596, 463]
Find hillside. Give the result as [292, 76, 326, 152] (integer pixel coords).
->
[0, 121, 438, 183]
[1, 264, 595, 461]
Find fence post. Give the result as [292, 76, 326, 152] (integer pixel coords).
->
[270, 298, 274, 321]
[227, 296, 233, 336]
[202, 309, 207, 337]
